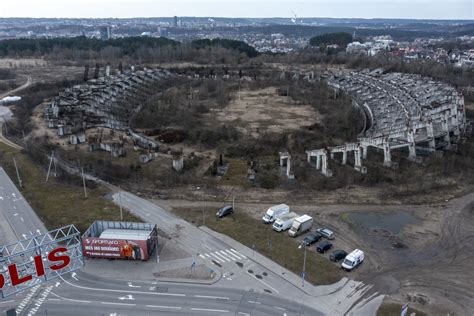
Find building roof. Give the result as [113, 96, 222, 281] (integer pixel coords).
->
[99, 228, 153, 241]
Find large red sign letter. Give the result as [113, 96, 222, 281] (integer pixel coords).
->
[8, 264, 32, 286]
[48, 247, 71, 271]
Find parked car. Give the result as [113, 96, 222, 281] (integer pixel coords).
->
[329, 250, 348, 262]
[316, 228, 335, 240]
[316, 241, 333, 253]
[216, 205, 233, 218]
[303, 232, 322, 246]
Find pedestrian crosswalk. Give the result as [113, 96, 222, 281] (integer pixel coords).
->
[198, 248, 247, 263]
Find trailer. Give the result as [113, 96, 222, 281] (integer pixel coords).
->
[82, 220, 157, 261]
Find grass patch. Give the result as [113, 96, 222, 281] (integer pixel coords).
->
[0, 142, 139, 232]
[377, 303, 426, 316]
[172, 206, 345, 285]
[220, 158, 249, 187]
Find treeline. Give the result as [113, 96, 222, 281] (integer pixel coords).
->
[0, 36, 177, 57]
[0, 36, 259, 62]
[309, 32, 353, 48]
[192, 38, 258, 58]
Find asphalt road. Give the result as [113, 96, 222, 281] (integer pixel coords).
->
[0, 168, 45, 242]
[0, 167, 325, 315]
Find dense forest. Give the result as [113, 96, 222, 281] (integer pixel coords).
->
[0, 36, 259, 62]
[309, 32, 353, 48]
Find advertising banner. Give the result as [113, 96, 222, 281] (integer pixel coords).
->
[82, 237, 149, 260]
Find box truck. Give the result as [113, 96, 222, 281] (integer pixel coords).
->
[262, 204, 290, 224]
[288, 215, 313, 237]
[272, 212, 298, 232]
[341, 249, 364, 271]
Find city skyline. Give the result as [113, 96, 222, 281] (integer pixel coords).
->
[1, 0, 473, 20]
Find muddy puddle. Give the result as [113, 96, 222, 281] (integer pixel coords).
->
[347, 211, 420, 235]
[345, 211, 421, 252]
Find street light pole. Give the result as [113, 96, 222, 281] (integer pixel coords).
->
[298, 243, 307, 287]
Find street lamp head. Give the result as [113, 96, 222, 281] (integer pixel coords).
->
[298, 245, 302, 249]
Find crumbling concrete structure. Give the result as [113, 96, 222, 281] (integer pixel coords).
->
[172, 156, 184, 172]
[44, 68, 171, 151]
[279, 151, 294, 179]
[307, 69, 469, 176]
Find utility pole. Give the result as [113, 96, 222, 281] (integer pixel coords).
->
[46, 151, 54, 182]
[13, 157, 22, 188]
[119, 187, 123, 221]
[81, 167, 87, 198]
[298, 243, 307, 287]
[202, 193, 205, 226]
[22, 130, 27, 149]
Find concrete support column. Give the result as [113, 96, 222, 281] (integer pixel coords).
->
[316, 155, 321, 170]
[383, 142, 392, 167]
[442, 119, 451, 148]
[362, 146, 368, 160]
[286, 156, 291, 177]
[342, 151, 347, 165]
[330, 152, 335, 160]
[306, 152, 311, 163]
[354, 148, 362, 169]
[407, 131, 417, 161]
[321, 154, 328, 175]
[426, 122, 436, 149]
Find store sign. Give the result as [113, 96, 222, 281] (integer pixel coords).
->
[0, 247, 70, 288]
[0, 225, 84, 298]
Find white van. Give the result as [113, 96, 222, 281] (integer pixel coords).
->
[341, 249, 364, 271]
[262, 204, 290, 224]
[272, 212, 298, 232]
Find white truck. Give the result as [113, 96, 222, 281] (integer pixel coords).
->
[341, 249, 364, 271]
[262, 204, 290, 224]
[288, 215, 313, 237]
[272, 212, 298, 232]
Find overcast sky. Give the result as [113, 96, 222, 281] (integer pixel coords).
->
[1, 0, 473, 20]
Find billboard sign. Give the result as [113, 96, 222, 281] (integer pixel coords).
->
[0, 225, 84, 298]
[82, 237, 148, 260]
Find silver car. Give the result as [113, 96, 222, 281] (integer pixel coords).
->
[316, 228, 335, 240]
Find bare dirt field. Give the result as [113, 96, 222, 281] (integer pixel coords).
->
[210, 87, 320, 137]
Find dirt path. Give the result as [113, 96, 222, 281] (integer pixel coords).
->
[0, 75, 32, 100]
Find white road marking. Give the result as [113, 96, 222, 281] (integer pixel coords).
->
[199, 254, 206, 259]
[118, 295, 134, 301]
[218, 250, 233, 262]
[71, 272, 78, 281]
[127, 282, 141, 288]
[209, 253, 225, 263]
[224, 249, 241, 260]
[20, 217, 24, 222]
[22, 233, 27, 239]
[194, 295, 229, 300]
[213, 251, 230, 262]
[101, 302, 136, 306]
[48, 299, 60, 301]
[238, 313, 250, 316]
[190, 308, 229, 313]
[205, 254, 211, 258]
[246, 271, 280, 294]
[231, 248, 246, 259]
[60, 276, 186, 297]
[248, 300, 261, 304]
[274, 306, 286, 311]
[13, 213, 18, 216]
[49, 292, 91, 304]
[0, 300, 14, 304]
[146, 305, 182, 309]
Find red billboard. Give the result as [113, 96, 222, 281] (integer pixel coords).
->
[82, 237, 149, 261]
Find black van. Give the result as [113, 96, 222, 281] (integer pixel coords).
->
[216, 205, 233, 218]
